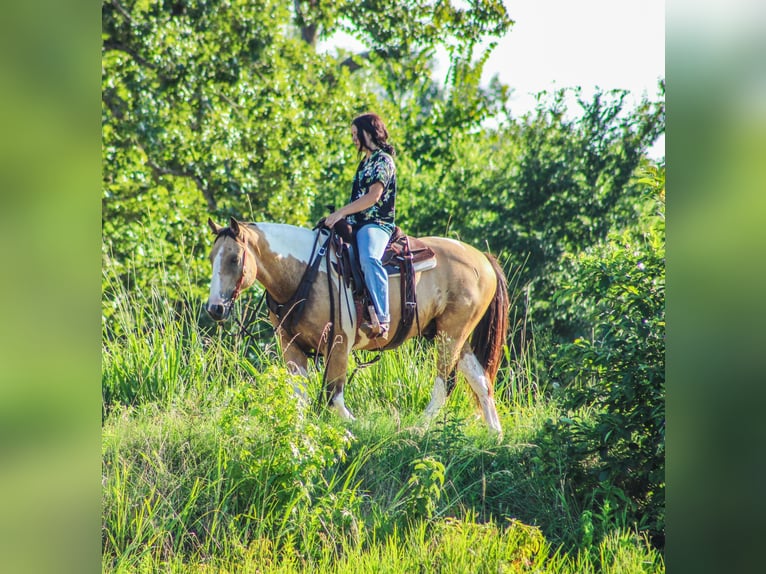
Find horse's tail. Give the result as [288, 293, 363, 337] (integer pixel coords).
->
[471, 253, 509, 385]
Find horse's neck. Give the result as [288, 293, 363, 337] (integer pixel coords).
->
[246, 223, 319, 300]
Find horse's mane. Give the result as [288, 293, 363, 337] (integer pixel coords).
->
[213, 227, 240, 242]
[214, 222, 322, 264]
[213, 222, 262, 243]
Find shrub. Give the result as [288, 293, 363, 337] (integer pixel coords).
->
[543, 166, 665, 547]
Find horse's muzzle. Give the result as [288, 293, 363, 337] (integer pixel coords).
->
[206, 302, 229, 322]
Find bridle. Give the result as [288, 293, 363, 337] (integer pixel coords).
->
[213, 230, 250, 305]
[231, 244, 248, 302]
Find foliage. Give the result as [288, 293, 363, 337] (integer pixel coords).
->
[102, 0, 366, 301]
[102, 367, 353, 565]
[102, 238, 664, 570]
[539, 165, 665, 547]
[102, 242, 239, 410]
[101, 0, 517, 308]
[403, 457, 446, 519]
[103, 0, 357, 216]
[101, 1, 665, 570]
[405, 86, 665, 344]
[101, 2, 664, 347]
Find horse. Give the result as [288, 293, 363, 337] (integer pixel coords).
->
[205, 217, 509, 435]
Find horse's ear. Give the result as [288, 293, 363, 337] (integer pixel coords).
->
[229, 216, 241, 236]
[208, 217, 223, 235]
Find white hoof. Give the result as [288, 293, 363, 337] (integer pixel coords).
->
[329, 391, 355, 420]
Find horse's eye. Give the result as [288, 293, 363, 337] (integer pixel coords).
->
[230, 255, 239, 266]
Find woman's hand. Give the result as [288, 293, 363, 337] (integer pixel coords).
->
[324, 183, 383, 228]
[324, 211, 345, 228]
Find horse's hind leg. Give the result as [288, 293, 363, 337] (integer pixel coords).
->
[423, 332, 462, 420]
[457, 345, 503, 436]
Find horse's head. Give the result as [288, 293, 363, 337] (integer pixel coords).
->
[206, 216, 256, 321]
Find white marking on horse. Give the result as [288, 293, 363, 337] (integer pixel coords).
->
[208, 249, 226, 306]
[329, 391, 355, 420]
[339, 301, 357, 343]
[256, 223, 321, 265]
[424, 376, 448, 419]
[458, 353, 503, 435]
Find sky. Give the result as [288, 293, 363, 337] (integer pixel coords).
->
[480, 0, 664, 114]
[319, 0, 665, 158]
[478, 0, 665, 158]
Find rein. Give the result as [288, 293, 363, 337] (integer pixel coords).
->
[234, 289, 266, 342]
[232, 246, 248, 302]
[265, 228, 332, 335]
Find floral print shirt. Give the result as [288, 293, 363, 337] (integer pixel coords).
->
[346, 149, 396, 235]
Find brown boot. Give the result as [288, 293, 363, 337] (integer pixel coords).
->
[364, 321, 389, 339]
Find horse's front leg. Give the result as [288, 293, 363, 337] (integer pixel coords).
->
[323, 332, 354, 420]
[275, 322, 310, 406]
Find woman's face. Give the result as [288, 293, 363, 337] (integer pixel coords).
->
[351, 124, 370, 152]
[351, 124, 362, 151]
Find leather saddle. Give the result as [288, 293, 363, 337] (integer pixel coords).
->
[329, 223, 437, 349]
[381, 226, 437, 276]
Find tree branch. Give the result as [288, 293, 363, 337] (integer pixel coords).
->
[110, 0, 135, 26]
[141, 150, 218, 212]
[102, 40, 155, 70]
[293, 0, 319, 47]
[340, 51, 370, 72]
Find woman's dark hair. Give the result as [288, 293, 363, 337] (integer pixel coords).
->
[352, 112, 396, 157]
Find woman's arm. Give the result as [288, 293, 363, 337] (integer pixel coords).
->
[324, 182, 384, 227]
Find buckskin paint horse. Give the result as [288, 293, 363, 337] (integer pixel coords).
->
[205, 217, 508, 434]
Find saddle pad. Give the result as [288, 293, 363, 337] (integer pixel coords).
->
[384, 257, 437, 277]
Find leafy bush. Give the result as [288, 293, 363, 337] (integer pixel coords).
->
[102, 365, 354, 563]
[541, 166, 665, 546]
[403, 457, 446, 520]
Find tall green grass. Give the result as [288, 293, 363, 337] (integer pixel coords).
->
[102, 252, 664, 572]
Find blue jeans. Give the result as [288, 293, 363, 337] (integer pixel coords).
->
[356, 224, 391, 324]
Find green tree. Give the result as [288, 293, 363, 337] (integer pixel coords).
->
[404, 85, 664, 342]
[307, 1, 513, 225]
[102, 0, 360, 219]
[102, 0, 363, 296]
[102, 0, 513, 299]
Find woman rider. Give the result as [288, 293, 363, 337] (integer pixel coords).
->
[324, 112, 397, 339]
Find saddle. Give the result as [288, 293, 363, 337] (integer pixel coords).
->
[382, 227, 438, 275]
[267, 222, 437, 356]
[331, 224, 437, 349]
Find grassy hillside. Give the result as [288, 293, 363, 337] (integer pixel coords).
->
[102, 258, 663, 573]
